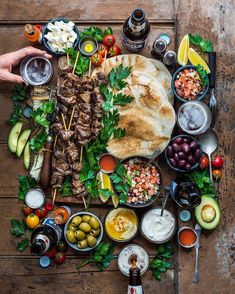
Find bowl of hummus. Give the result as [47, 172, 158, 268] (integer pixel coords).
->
[105, 208, 138, 242]
[140, 207, 176, 244]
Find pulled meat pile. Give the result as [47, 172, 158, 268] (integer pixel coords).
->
[51, 56, 106, 198]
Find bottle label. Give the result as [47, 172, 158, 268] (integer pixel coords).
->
[43, 218, 62, 242]
[128, 285, 143, 294]
[128, 18, 146, 33]
[122, 34, 146, 52]
[35, 234, 50, 252]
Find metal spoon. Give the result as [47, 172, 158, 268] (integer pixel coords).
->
[198, 129, 218, 183]
[193, 223, 202, 283]
[148, 148, 161, 165]
[161, 186, 170, 216]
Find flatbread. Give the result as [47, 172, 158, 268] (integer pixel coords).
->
[149, 59, 174, 104]
[107, 83, 176, 159]
[92, 54, 158, 78]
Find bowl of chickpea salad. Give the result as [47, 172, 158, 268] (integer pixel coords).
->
[172, 65, 209, 103]
[122, 156, 162, 208]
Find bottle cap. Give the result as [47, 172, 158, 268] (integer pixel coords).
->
[158, 33, 171, 45]
[23, 106, 33, 118]
[39, 256, 51, 268]
[179, 210, 191, 222]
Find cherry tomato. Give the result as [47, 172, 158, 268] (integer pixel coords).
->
[103, 34, 115, 48]
[212, 156, 224, 168]
[45, 201, 54, 212]
[108, 45, 121, 57]
[23, 205, 33, 216]
[98, 44, 108, 57]
[54, 252, 66, 265]
[212, 169, 223, 181]
[44, 247, 57, 258]
[91, 53, 104, 67]
[26, 213, 40, 229]
[35, 207, 48, 219]
[199, 155, 209, 169]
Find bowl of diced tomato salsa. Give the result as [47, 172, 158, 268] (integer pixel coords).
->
[122, 157, 162, 208]
[172, 65, 209, 103]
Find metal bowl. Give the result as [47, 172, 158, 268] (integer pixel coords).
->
[64, 211, 103, 252]
[42, 18, 79, 56]
[177, 226, 198, 248]
[120, 156, 162, 208]
[165, 134, 202, 173]
[140, 207, 177, 244]
[171, 65, 209, 103]
[104, 207, 139, 243]
[78, 36, 98, 57]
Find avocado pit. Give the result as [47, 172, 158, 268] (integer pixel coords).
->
[201, 204, 216, 223]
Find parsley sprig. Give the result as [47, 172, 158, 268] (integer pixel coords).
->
[18, 175, 37, 201]
[29, 129, 48, 152]
[65, 48, 90, 76]
[10, 219, 30, 252]
[59, 176, 74, 197]
[7, 103, 24, 126]
[108, 65, 131, 90]
[189, 34, 213, 53]
[186, 169, 215, 196]
[11, 84, 29, 102]
[196, 65, 209, 86]
[31, 100, 55, 128]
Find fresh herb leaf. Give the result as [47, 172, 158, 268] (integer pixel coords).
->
[104, 26, 113, 36]
[150, 243, 174, 281]
[196, 65, 209, 86]
[59, 176, 73, 197]
[7, 103, 23, 126]
[11, 85, 29, 102]
[113, 93, 134, 106]
[17, 237, 30, 252]
[79, 26, 112, 42]
[65, 48, 90, 76]
[29, 129, 48, 152]
[31, 100, 55, 128]
[18, 175, 37, 201]
[108, 65, 131, 90]
[76, 242, 114, 271]
[187, 169, 215, 196]
[10, 219, 27, 237]
[189, 34, 213, 53]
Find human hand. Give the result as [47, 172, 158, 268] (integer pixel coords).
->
[0, 46, 52, 84]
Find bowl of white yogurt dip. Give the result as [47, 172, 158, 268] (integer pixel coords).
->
[140, 207, 176, 244]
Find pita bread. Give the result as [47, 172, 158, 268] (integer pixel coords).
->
[92, 54, 158, 78]
[149, 59, 174, 104]
[107, 83, 176, 159]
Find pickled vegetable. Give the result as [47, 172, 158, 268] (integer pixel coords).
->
[72, 216, 82, 226]
[74, 230, 86, 241]
[87, 235, 97, 247]
[89, 216, 100, 230]
[79, 222, 91, 233]
[66, 230, 76, 243]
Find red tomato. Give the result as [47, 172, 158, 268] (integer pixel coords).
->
[44, 247, 57, 258]
[35, 207, 48, 219]
[54, 252, 66, 265]
[108, 45, 121, 57]
[212, 156, 224, 168]
[23, 205, 33, 216]
[212, 169, 223, 181]
[103, 34, 115, 48]
[98, 44, 108, 57]
[45, 201, 54, 212]
[200, 156, 209, 169]
[91, 53, 104, 67]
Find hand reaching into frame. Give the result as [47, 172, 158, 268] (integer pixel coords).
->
[0, 46, 52, 84]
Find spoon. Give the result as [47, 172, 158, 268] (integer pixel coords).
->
[193, 223, 202, 283]
[161, 186, 170, 216]
[148, 148, 161, 165]
[198, 129, 218, 183]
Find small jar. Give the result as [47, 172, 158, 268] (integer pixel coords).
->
[53, 206, 71, 225]
[151, 38, 167, 58]
[25, 188, 45, 209]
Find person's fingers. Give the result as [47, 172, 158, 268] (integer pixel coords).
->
[21, 46, 52, 59]
[1, 71, 24, 84]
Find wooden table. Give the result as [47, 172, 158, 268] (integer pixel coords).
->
[0, 1, 234, 293]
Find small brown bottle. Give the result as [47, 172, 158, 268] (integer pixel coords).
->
[122, 8, 150, 52]
[128, 263, 144, 294]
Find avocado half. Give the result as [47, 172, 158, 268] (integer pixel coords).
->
[195, 195, 220, 230]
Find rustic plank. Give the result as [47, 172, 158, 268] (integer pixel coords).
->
[0, 1, 174, 22]
[176, 0, 235, 292]
[0, 258, 174, 294]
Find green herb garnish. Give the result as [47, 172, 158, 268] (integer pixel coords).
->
[189, 34, 213, 53]
[79, 26, 113, 42]
[108, 65, 131, 90]
[186, 169, 215, 196]
[18, 175, 37, 201]
[11, 85, 29, 102]
[150, 243, 174, 281]
[29, 129, 48, 152]
[31, 100, 55, 128]
[7, 103, 23, 126]
[10, 219, 30, 252]
[196, 65, 209, 86]
[65, 48, 89, 76]
[76, 242, 114, 271]
[59, 176, 74, 197]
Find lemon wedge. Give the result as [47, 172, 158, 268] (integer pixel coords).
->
[112, 192, 119, 208]
[188, 48, 211, 73]
[177, 34, 189, 65]
[97, 171, 112, 203]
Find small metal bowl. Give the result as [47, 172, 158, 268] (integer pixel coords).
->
[177, 226, 198, 249]
[140, 207, 177, 244]
[104, 207, 139, 243]
[42, 17, 79, 56]
[172, 65, 209, 103]
[78, 36, 98, 57]
[120, 156, 162, 208]
[165, 134, 202, 173]
[98, 153, 117, 174]
[64, 211, 103, 252]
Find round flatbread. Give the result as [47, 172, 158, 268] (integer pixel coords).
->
[92, 54, 158, 78]
[107, 83, 176, 159]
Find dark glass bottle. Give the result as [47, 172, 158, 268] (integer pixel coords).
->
[123, 8, 150, 52]
[30, 218, 62, 255]
[128, 266, 144, 294]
